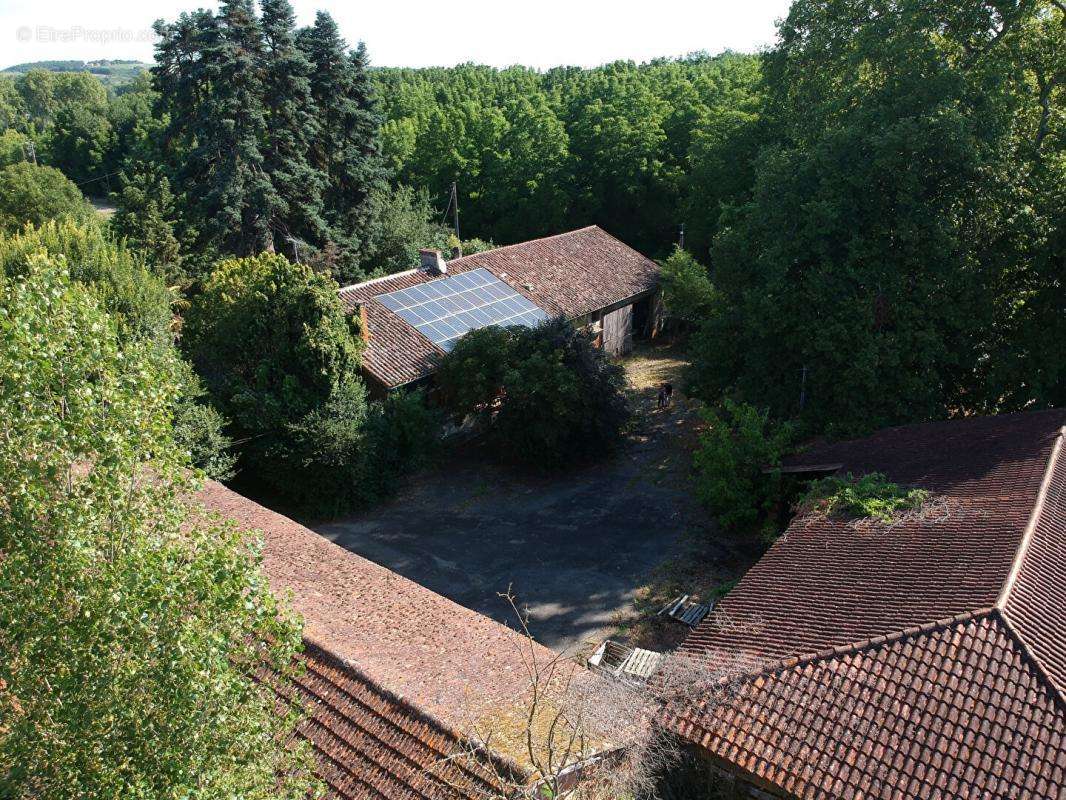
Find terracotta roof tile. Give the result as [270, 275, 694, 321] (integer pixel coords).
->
[197, 481, 555, 799]
[668, 612, 1066, 800]
[671, 409, 1066, 799]
[278, 644, 519, 800]
[339, 226, 659, 388]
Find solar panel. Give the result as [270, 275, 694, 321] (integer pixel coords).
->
[377, 268, 549, 351]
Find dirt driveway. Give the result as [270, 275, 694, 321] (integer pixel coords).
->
[314, 344, 727, 656]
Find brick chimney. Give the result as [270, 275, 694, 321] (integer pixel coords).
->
[419, 248, 447, 275]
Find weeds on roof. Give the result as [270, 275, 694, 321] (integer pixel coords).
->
[797, 472, 930, 524]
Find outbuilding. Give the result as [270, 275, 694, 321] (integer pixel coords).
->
[338, 225, 661, 395]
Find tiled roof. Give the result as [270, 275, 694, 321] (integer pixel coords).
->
[197, 481, 553, 799]
[670, 610, 1066, 800]
[670, 409, 1066, 799]
[339, 226, 659, 388]
[279, 644, 517, 800]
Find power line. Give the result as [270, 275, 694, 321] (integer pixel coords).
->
[75, 170, 124, 187]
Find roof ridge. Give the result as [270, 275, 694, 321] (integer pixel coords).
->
[996, 425, 1065, 608]
[301, 635, 531, 783]
[338, 267, 421, 295]
[722, 607, 998, 686]
[446, 225, 601, 267]
[989, 608, 1066, 709]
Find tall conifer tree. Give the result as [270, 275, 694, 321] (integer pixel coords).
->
[260, 0, 327, 257]
[299, 13, 387, 272]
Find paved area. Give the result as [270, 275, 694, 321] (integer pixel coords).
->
[315, 346, 716, 655]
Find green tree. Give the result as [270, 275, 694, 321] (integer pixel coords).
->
[183, 252, 363, 456]
[153, 2, 279, 257]
[0, 162, 94, 234]
[110, 164, 184, 285]
[354, 183, 453, 278]
[47, 103, 114, 186]
[299, 13, 388, 273]
[437, 319, 631, 469]
[0, 255, 317, 799]
[0, 219, 172, 344]
[0, 129, 29, 167]
[260, 0, 327, 254]
[692, 400, 793, 533]
[659, 247, 719, 326]
[690, 0, 1065, 435]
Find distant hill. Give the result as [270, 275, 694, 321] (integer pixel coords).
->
[2, 60, 150, 89]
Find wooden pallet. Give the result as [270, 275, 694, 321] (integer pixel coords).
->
[587, 640, 663, 682]
[658, 594, 715, 628]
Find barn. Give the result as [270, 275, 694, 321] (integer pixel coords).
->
[338, 226, 661, 394]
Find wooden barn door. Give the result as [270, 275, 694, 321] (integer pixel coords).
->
[602, 304, 633, 356]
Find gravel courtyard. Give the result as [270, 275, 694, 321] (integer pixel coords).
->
[313, 345, 722, 655]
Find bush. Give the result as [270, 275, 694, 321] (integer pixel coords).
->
[184, 253, 362, 437]
[692, 399, 793, 532]
[365, 390, 441, 486]
[266, 378, 374, 514]
[171, 359, 236, 481]
[437, 318, 631, 469]
[797, 472, 929, 522]
[0, 161, 95, 234]
[265, 383, 439, 515]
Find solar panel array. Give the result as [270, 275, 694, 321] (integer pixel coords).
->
[376, 267, 549, 352]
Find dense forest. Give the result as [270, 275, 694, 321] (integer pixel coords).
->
[0, 0, 1062, 484]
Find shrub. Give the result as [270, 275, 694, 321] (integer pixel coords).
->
[265, 383, 439, 515]
[365, 389, 441, 486]
[266, 378, 374, 515]
[437, 318, 631, 469]
[797, 472, 929, 522]
[692, 399, 793, 531]
[171, 359, 237, 481]
[0, 219, 173, 344]
[659, 246, 719, 326]
[184, 252, 362, 437]
[0, 161, 95, 233]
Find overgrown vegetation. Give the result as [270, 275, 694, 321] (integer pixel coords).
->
[692, 400, 793, 535]
[0, 256, 318, 799]
[684, 0, 1065, 437]
[437, 319, 631, 469]
[659, 246, 719, 327]
[184, 251, 438, 513]
[0, 162, 94, 234]
[797, 472, 930, 523]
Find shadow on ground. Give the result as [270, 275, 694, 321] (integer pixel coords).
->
[314, 343, 726, 656]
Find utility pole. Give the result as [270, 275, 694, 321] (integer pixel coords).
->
[799, 365, 808, 412]
[678, 223, 685, 250]
[450, 181, 460, 243]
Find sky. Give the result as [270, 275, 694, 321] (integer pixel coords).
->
[2, 0, 792, 70]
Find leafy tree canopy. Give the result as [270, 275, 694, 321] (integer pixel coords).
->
[0, 255, 317, 799]
[183, 252, 363, 442]
[0, 162, 94, 234]
[688, 0, 1065, 437]
[437, 319, 631, 468]
[0, 219, 172, 343]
